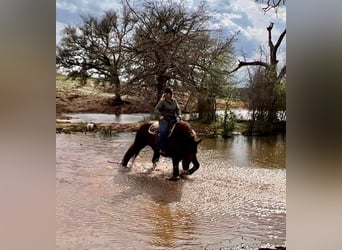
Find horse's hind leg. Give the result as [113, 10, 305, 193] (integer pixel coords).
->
[121, 144, 145, 167]
[121, 145, 136, 167]
[169, 157, 181, 180]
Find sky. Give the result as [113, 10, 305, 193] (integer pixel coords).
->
[56, 0, 286, 85]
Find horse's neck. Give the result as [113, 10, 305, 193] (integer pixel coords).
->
[170, 122, 193, 139]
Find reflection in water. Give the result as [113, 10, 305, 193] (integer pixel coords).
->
[149, 204, 190, 248]
[56, 133, 286, 249]
[151, 204, 176, 248]
[57, 113, 151, 123]
[201, 134, 286, 169]
[57, 109, 269, 124]
[246, 134, 286, 168]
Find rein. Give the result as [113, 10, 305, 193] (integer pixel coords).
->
[168, 123, 177, 137]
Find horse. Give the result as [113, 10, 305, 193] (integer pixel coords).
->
[121, 120, 201, 180]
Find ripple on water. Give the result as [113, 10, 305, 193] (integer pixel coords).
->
[56, 133, 286, 249]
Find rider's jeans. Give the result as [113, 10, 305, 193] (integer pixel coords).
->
[158, 119, 169, 150]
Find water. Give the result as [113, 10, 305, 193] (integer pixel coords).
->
[57, 113, 151, 123]
[57, 109, 286, 124]
[56, 133, 286, 249]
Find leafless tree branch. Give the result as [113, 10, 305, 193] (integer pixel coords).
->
[230, 60, 269, 73]
[255, 0, 285, 12]
[278, 65, 286, 80]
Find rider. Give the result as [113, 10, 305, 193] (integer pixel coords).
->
[154, 87, 181, 155]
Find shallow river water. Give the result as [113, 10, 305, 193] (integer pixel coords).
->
[56, 132, 286, 249]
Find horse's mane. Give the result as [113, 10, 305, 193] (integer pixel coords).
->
[177, 120, 191, 130]
[174, 121, 197, 140]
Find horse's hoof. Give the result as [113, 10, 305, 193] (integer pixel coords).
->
[180, 173, 191, 180]
[168, 176, 180, 181]
[183, 170, 190, 175]
[119, 164, 130, 171]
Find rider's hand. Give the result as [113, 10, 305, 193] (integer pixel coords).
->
[159, 115, 164, 120]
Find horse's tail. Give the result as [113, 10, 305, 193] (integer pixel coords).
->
[121, 122, 153, 166]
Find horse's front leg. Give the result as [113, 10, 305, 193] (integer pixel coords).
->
[169, 157, 181, 181]
[186, 156, 200, 175]
[151, 149, 160, 169]
[182, 159, 190, 172]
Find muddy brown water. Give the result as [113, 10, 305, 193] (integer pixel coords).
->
[56, 133, 286, 249]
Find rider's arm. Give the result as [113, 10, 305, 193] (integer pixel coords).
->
[154, 100, 164, 119]
[175, 99, 181, 118]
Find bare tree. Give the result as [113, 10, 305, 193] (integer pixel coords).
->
[56, 8, 136, 104]
[125, 0, 236, 122]
[231, 23, 286, 122]
[125, 0, 210, 99]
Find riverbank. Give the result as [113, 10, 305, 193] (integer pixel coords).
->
[56, 76, 247, 136]
[56, 76, 286, 136]
[56, 120, 219, 137]
[56, 75, 246, 117]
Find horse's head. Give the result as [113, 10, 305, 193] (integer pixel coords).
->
[180, 129, 201, 172]
[167, 121, 202, 175]
[189, 129, 201, 152]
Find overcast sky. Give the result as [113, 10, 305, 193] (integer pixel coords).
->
[56, 0, 286, 84]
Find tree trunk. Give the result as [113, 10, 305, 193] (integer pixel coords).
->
[108, 73, 124, 105]
[183, 93, 192, 113]
[156, 74, 170, 103]
[265, 65, 278, 122]
[198, 95, 216, 123]
[111, 74, 121, 101]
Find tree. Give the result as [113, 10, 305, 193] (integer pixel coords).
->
[56, 9, 136, 104]
[125, 0, 210, 100]
[125, 0, 236, 122]
[231, 23, 286, 123]
[196, 35, 237, 122]
[246, 65, 272, 121]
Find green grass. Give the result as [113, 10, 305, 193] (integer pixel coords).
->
[233, 121, 249, 133]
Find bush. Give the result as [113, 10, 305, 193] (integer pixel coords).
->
[219, 109, 236, 138]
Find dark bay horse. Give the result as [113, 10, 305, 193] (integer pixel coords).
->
[121, 120, 201, 180]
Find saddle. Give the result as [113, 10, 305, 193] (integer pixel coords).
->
[148, 121, 177, 137]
